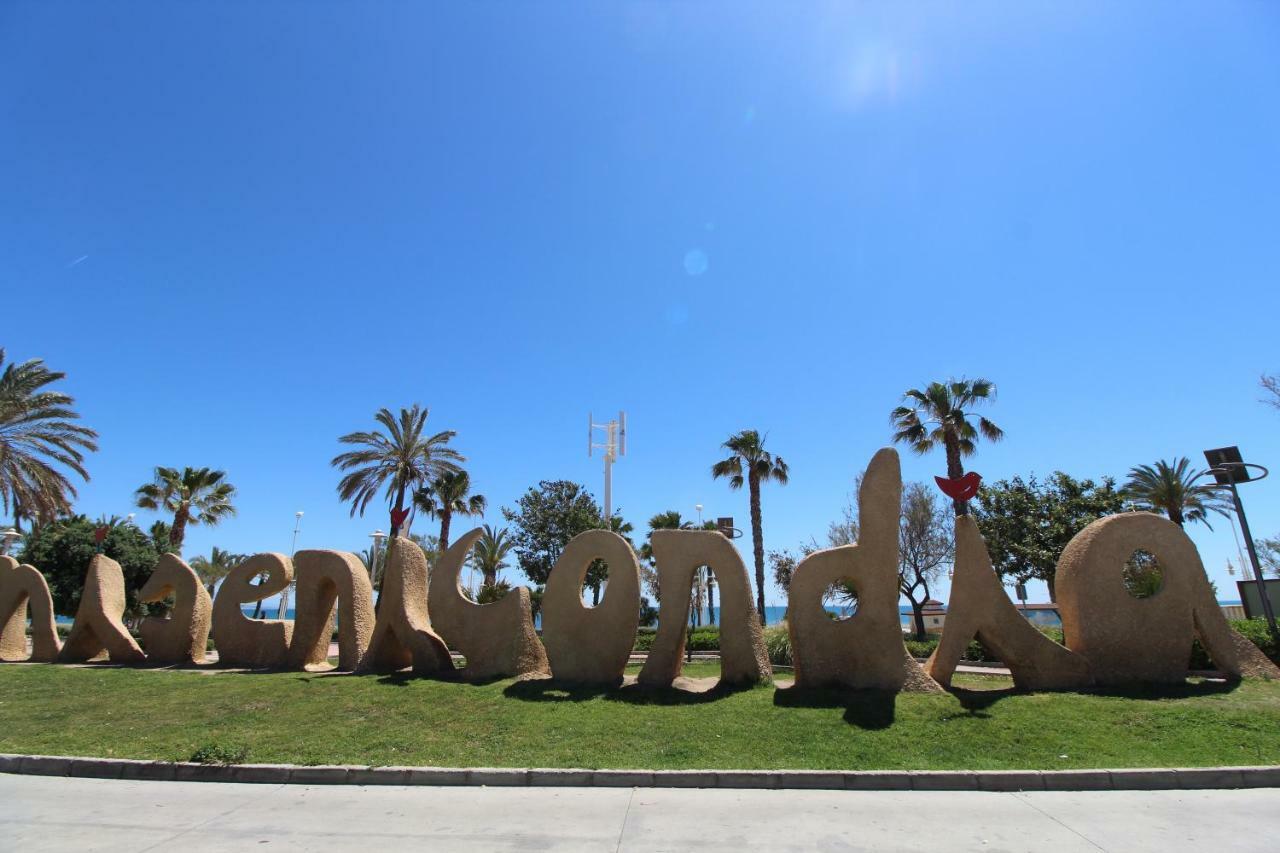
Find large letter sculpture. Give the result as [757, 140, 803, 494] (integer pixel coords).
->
[138, 554, 212, 665]
[1057, 512, 1279, 684]
[926, 517, 1093, 689]
[0, 555, 61, 662]
[58, 554, 147, 664]
[211, 553, 294, 668]
[788, 448, 941, 692]
[427, 528, 549, 681]
[638, 530, 771, 687]
[288, 550, 374, 672]
[358, 537, 453, 675]
[542, 530, 640, 685]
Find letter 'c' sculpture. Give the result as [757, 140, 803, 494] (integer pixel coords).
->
[0, 555, 61, 662]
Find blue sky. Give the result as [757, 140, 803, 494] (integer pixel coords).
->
[2, 2, 1278, 606]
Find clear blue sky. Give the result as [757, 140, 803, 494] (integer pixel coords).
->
[3, 2, 1278, 606]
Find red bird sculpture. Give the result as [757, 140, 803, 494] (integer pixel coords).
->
[935, 471, 982, 502]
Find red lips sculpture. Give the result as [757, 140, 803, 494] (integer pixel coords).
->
[935, 471, 982, 502]
[390, 507, 411, 530]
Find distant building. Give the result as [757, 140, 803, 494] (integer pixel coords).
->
[920, 598, 947, 631]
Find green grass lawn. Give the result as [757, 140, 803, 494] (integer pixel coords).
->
[1, 662, 1278, 770]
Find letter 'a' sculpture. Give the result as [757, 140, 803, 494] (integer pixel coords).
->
[0, 555, 61, 662]
[211, 553, 294, 669]
[638, 529, 771, 687]
[1057, 512, 1279, 684]
[138, 553, 212, 665]
[428, 528, 549, 681]
[358, 536, 454, 676]
[542, 529, 640, 685]
[58, 554, 147, 664]
[288, 550, 374, 672]
[788, 448, 941, 692]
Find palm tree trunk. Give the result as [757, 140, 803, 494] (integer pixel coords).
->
[439, 510, 452, 551]
[170, 506, 190, 553]
[483, 569, 496, 587]
[943, 432, 968, 517]
[749, 473, 767, 625]
[390, 479, 408, 538]
[706, 570, 716, 625]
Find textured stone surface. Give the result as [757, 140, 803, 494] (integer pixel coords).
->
[138, 553, 212, 665]
[428, 527, 549, 681]
[927, 517, 1093, 690]
[57, 554, 146, 664]
[788, 448, 941, 692]
[541, 530, 640, 685]
[358, 537, 454, 676]
[210, 553, 294, 669]
[288, 550, 374, 672]
[0, 555, 61, 662]
[637, 530, 770, 688]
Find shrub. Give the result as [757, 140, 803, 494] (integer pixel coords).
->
[632, 625, 721, 652]
[763, 622, 792, 666]
[188, 743, 249, 765]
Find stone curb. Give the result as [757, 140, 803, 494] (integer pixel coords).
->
[1, 754, 1277, 791]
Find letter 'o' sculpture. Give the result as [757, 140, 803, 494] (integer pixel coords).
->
[1057, 512, 1280, 685]
[211, 553, 294, 669]
[358, 537, 453, 676]
[638, 529, 771, 687]
[288, 550, 374, 672]
[428, 528, 549, 681]
[138, 554, 213, 665]
[788, 448, 942, 692]
[58, 554, 147, 664]
[0, 555, 61, 662]
[542, 529, 640, 685]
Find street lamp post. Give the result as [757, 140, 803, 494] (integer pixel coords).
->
[369, 529, 387, 589]
[0, 527, 19, 556]
[1202, 447, 1278, 641]
[278, 511, 304, 620]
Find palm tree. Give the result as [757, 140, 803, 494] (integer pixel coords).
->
[0, 349, 99, 529]
[711, 430, 788, 624]
[331, 405, 462, 538]
[890, 378, 1004, 517]
[470, 524, 514, 587]
[134, 466, 238, 553]
[413, 470, 486, 550]
[1123, 458, 1231, 528]
[190, 546, 246, 596]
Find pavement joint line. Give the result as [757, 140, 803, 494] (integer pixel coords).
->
[2, 754, 1279, 791]
[1010, 789, 1110, 852]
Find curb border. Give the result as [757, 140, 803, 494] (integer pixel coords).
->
[1, 754, 1277, 791]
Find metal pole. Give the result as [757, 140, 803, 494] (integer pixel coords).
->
[603, 421, 614, 521]
[1228, 512, 1253, 581]
[279, 512, 303, 619]
[1228, 479, 1279, 640]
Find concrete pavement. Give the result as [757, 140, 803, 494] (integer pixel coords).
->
[1, 773, 1277, 852]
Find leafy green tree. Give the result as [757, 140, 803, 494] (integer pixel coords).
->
[890, 378, 1003, 517]
[899, 482, 953, 640]
[501, 480, 612, 601]
[1123, 458, 1230, 529]
[1255, 536, 1280, 579]
[148, 521, 172, 554]
[18, 515, 161, 619]
[189, 546, 245, 596]
[134, 466, 237, 553]
[470, 524, 514, 587]
[414, 470, 486, 550]
[332, 405, 462, 538]
[0, 349, 99, 529]
[1262, 373, 1280, 411]
[712, 430, 789, 624]
[973, 472, 1125, 601]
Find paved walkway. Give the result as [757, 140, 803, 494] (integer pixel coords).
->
[2, 774, 1276, 852]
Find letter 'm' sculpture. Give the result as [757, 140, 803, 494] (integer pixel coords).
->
[58, 554, 147, 664]
[542, 529, 640, 684]
[1056, 512, 1279, 684]
[358, 537, 453, 675]
[138, 553, 212, 665]
[211, 553, 294, 668]
[638, 529, 771, 687]
[288, 550, 374, 672]
[0, 555, 61, 662]
[427, 528, 549, 681]
[788, 448, 942, 692]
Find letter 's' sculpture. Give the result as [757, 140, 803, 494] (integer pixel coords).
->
[288, 550, 374, 671]
[358, 537, 453, 675]
[58, 554, 147, 664]
[542, 529, 640, 684]
[788, 448, 941, 692]
[138, 553, 212, 665]
[0, 555, 61, 662]
[1057, 512, 1279, 684]
[211, 553, 294, 668]
[926, 517, 1093, 689]
[638, 529, 771, 687]
[427, 528, 549, 681]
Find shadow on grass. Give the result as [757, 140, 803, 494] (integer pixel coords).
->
[945, 676, 1240, 713]
[772, 685, 897, 730]
[503, 677, 761, 706]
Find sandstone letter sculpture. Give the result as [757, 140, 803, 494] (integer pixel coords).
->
[211, 553, 294, 669]
[0, 555, 62, 662]
[788, 448, 940, 692]
[138, 553, 212, 665]
[358, 537, 453, 676]
[288, 550, 374, 671]
[58, 554, 147, 664]
[637, 529, 770, 687]
[541, 529, 640, 685]
[427, 528, 549, 681]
